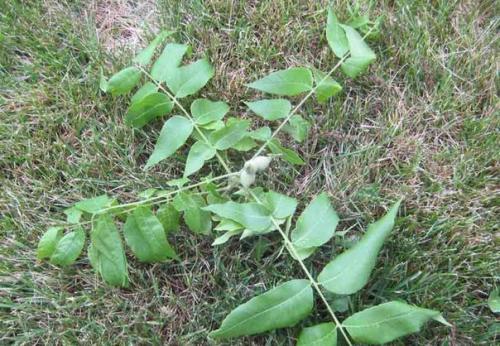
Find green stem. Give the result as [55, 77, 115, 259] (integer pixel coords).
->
[63, 173, 238, 230]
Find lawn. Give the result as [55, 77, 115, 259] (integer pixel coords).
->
[1, 0, 498, 344]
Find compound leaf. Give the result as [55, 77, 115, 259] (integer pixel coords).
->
[184, 141, 217, 177]
[133, 30, 174, 66]
[145, 116, 193, 169]
[245, 99, 291, 121]
[291, 192, 338, 249]
[167, 59, 214, 98]
[90, 214, 129, 287]
[50, 228, 85, 266]
[342, 301, 448, 344]
[246, 67, 313, 96]
[37, 226, 63, 260]
[297, 322, 337, 346]
[151, 43, 189, 82]
[123, 206, 177, 262]
[101, 67, 141, 96]
[209, 279, 313, 339]
[191, 99, 229, 125]
[203, 201, 272, 232]
[326, 8, 349, 58]
[125, 92, 173, 128]
[318, 200, 401, 294]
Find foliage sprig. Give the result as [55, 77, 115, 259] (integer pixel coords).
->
[37, 7, 450, 345]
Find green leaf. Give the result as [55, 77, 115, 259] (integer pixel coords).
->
[99, 70, 108, 93]
[245, 99, 291, 120]
[246, 67, 313, 96]
[347, 14, 382, 40]
[157, 203, 180, 234]
[209, 279, 313, 339]
[268, 139, 304, 165]
[184, 141, 217, 177]
[264, 191, 297, 219]
[101, 67, 142, 96]
[64, 207, 82, 224]
[214, 219, 243, 232]
[50, 228, 85, 266]
[133, 30, 174, 66]
[331, 295, 350, 312]
[283, 115, 310, 142]
[151, 43, 189, 81]
[318, 200, 402, 294]
[288, 244, 317, 261]
[232, 136, 258, 152]
[212, 230, 241, 246]
[131, 82, 158, 103]
[326, 8, 349, 58]
[123, 206, 177, 262]
[203, 201, 272, 232]
[166, 177, 190, 188]
[348, 14, 370, 29]
[291, 192, 338, 248]
[167, 59, 214, 98]
[37, 227, 63, 260]
[138, 188, 158, 199]
[209, 119, 250, 150]
[74, 194, 114, 214]
[87, 243, 99, 272]
[249, 127, 272, 141]
[199, 119, 224, 131]
[90, 214, 129, 287]
[173, 192, 212, 235]
[313, 69, 342, 104]
[191, 99, 229, 125]
[172, 192, 198, 211]
[125, 92, 173, 128]
[297, 323, 337, 346]
[488, 289, 500, 313]
[340, 25, 376, 78]
[145, 116, 193, 169]
[184, 208, 212, 235]
[343, 301, 447, 344]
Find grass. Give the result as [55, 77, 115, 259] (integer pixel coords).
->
[1, 0, 498, 344]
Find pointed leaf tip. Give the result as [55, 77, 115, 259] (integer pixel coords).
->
[318, 200, 401, 294]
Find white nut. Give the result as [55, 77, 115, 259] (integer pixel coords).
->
[239, 169, 256, 188]
[246, 156, 272, 172]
